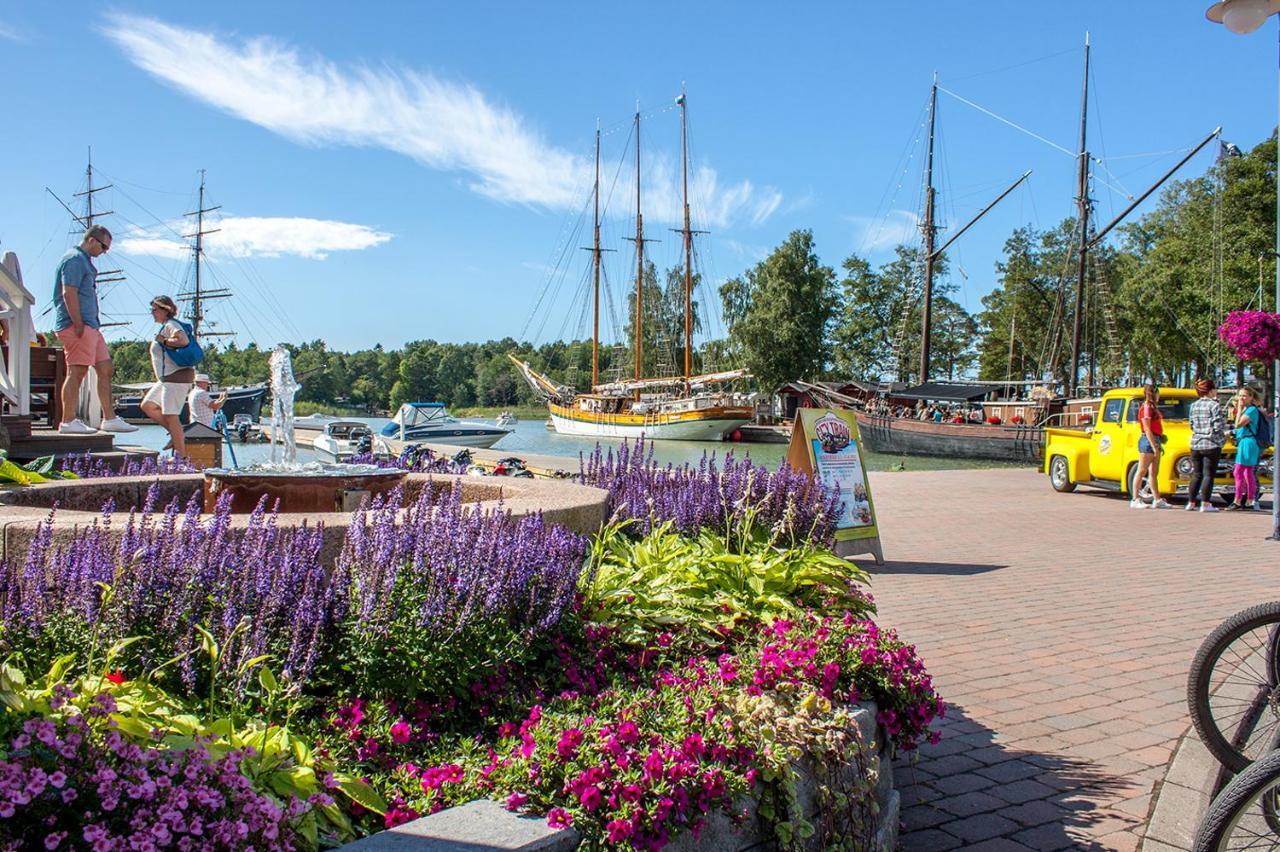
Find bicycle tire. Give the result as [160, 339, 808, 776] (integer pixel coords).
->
[1193, 747, 1280, 850]
[1188, 601, 1280, 773]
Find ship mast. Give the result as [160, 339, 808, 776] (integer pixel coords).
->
[919, 75, 939, 384]
[1068, 33, 1091, 397]
[75, 149, 127, 311]
[592, 125, 602, 389]
[679, 87, 695, 383]
[633, 108, 644, 399]
[182, 171, 228, 338]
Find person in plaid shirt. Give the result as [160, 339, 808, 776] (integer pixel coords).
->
[1187, 378, 1227, 512]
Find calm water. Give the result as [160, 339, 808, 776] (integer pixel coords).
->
[129, 416, 1023, 472]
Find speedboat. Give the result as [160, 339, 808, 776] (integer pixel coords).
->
[230, 414, 266, 443]
[379, 402, 513, 448]
[312, 420, 373, 461]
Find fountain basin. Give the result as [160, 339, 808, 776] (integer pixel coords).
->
[203, 464, 409, 513]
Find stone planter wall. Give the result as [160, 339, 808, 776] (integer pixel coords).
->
[0, 473, 609, 566]
[341, 701, 899, 852]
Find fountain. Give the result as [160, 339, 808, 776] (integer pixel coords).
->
[202, 347, 407, 513]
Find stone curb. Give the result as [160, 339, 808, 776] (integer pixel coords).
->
[0, 472, 609, 565]
[1142, 726, 1224, 851]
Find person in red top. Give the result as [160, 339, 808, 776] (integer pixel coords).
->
[1132, 383, 1171, 509]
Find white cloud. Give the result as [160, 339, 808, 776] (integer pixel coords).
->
[102, 14, 779, 228]
[117, 216, 392, 261]
[0, 22, 21, 41]
[848, 209, 920, 255]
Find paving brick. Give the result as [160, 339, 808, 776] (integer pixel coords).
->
[942, 812, 1022, 843]
[936, 790, 1007, 818]
[899, 828, 964, 851]
[873, 469, 1276, 848]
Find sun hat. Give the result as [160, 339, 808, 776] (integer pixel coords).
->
[195, 373, 211, 384]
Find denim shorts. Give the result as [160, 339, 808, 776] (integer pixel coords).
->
[1138, 435, 1164, 454]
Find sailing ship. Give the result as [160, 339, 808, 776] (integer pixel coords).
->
[111, 172, 268, 423]
[855, 39, 1220, 461]
[511, 92, 754, 442]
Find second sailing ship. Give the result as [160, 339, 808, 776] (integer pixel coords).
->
[511, 92, 754, 442]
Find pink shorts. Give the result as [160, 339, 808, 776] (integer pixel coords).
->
[55, 326, 110, 367]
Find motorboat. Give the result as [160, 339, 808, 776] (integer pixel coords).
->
[378, 402, 512, 448]
[312, 420, 374, 461]
[496, 411, 518, 429]
[230, 413, 266, 443]
[116, 382, 268, 425]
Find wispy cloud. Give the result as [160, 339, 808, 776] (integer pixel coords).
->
[102, 14, 780, 229]
[117, 216, 392, 261]
[848, 209, 920, 255]
[0, 22, 22, 42]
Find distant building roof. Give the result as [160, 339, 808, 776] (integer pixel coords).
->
[893, 382, 989, 402]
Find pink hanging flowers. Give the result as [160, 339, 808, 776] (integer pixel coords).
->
[1219, 311, 1280, 362]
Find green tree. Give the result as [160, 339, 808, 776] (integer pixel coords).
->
[390, 341, 440, 409]
[720, 230, 838, 392]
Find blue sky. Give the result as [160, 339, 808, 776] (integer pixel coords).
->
[0, 2, 1276, 353]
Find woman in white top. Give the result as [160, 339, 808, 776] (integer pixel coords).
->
[139, 296, 194, 457]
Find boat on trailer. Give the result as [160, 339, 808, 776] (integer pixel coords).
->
[377, 402, 512, 448]
[312, 420, 373, 461]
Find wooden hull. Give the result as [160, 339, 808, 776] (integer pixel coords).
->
[548, 402, 752, 442]
[855, 412, 1043, 463]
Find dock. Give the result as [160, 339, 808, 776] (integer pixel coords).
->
[736, 423, 791, 443]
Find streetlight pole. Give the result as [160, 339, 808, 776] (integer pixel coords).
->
[1206, 0, 1280, 540]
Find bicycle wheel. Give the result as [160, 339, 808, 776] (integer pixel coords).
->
[1188, 602, 1280, 773]
[1194, 748, 1280, 850]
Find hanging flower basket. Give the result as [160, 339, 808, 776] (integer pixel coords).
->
[1219, 311, 1280, 362]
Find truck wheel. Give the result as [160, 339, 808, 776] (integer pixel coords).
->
[1127, 463, 1153, 502]
[1049, 456, 1076, 493]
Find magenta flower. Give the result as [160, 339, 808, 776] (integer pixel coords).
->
[389, 721, 411, 744]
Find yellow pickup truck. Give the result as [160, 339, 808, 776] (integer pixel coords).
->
[1043, 387, 1273, 500]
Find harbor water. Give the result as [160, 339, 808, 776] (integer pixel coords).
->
[125, 416, 1024, 472]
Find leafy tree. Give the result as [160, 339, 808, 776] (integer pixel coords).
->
[720, 230, 838, 392]
[390, 341, 440, 410]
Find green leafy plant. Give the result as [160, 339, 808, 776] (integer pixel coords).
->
[583, 521, 874, 643]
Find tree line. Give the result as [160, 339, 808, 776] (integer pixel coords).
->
[107, 134, 1277, 409]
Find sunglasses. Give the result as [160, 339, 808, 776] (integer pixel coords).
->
[92, 236, 111, 252]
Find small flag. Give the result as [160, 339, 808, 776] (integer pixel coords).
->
[675, 94, 685, 106]
[1218, 140, 1242, 160]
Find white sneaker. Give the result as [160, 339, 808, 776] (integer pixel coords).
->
[1201, 504, 1220, 513]
[57, 419, 96, 435]
[1130, 499, 1148, 509]
[1184, 502, 1198, 512]
[98, 417, 139, 433]
[1151, 499, 1172, 510]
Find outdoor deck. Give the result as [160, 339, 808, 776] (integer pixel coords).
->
[869, 467, 1275, 850]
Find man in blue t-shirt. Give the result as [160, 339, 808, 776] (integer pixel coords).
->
[52, 225, 137, 434]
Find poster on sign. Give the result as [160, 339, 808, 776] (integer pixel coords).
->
[785, 408, 883, 564]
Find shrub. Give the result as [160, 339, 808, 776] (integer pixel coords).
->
[0, 702, 311, 850]
[578, 441, 841, 549]
[59, 453, 197, 478]
[0, 483, 587, 703]
[583, 522, 873, 644]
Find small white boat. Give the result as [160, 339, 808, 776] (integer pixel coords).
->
[378, 402, 513, 448]
[496, 411, 518, 429]
[312, 420, 373, 461]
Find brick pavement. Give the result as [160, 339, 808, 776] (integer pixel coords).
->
[864, 468, 1276, 851]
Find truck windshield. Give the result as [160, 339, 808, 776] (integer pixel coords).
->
[1125, 399, 1192, 422]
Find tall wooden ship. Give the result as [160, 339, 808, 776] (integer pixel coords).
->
[853, 38, 1218, 462]
[511, 92, 753, 442]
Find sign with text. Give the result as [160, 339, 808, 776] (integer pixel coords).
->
[786, 408, 883, 563]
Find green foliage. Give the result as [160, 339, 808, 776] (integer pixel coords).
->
[582, 521, 873, 644]
[721, 230, 839, 390]
[0, 649, 385, 848]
